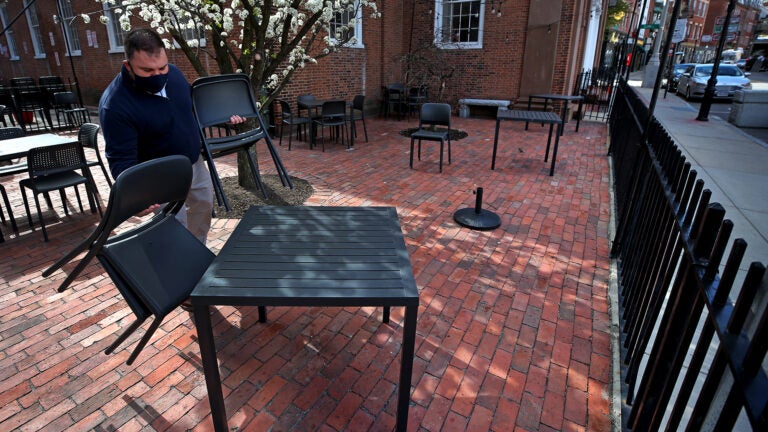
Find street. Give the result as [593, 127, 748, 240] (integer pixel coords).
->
[665, 70, 768, 145]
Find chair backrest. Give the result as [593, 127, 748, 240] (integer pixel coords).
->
[0, 126, 24, 140]
[191, 73, 270, 153]
[277, 99, 294, 119]
[78, 123, 100, 150]
[353, 95, 365, 111]
[26, 142, 88, 178]
[53, 91, 78, 107]
[419, 103, 451, 129]
[10, 77, 36, 88]
[320, 100, 347, 118]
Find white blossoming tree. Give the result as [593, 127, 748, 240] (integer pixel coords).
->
[97, 0, 379, 192]
[98, 0, 379, 106]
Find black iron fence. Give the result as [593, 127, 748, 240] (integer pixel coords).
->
[574, 67, 617, 122]
[609, 78, 768, 430]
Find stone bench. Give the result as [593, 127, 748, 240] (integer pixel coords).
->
[458, 98, 511, 118]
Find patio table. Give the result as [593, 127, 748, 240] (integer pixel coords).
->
[0, 133, 77, 162]
[191, 205, 420, 432]
[492, 108, 563, 176]
[526, 93, 584, 135]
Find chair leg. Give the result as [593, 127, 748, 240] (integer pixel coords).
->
[0, 185, 18, 235]
[20, 188, 34, 229]
[126, 316, 164, 365]
[362, 117, 368, 142]
[245, 148, 269, 199]
[32, 193, 49, 241]
[410, 138, 415, 168]
[439, 140, 444, 173]
[105, 317, 146, 355]
[95, 152, 112, 187]
[448, 138, 452, 164]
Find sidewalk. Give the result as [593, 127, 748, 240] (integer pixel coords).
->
[628, 71, 768, 282]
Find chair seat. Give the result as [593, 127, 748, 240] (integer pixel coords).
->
[20, 171, 87, 193]
[411, 129, 449, 140]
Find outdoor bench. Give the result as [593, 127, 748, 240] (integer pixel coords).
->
[458, 98, 511, 118]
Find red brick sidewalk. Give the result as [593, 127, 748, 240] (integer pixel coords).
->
[0, 115, 612, 431]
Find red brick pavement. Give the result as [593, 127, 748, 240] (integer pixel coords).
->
[0, 115, 612, 431]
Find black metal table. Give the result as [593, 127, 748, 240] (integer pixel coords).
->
[191, 206, 420, 432]
[492, 109, 563, 176]
[526, 93, 584, 135]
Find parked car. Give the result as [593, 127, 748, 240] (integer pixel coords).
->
[667, 63, 696, 92]
[676, 64, 751, 100]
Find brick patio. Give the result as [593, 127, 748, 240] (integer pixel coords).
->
[0, 114, 613, 431]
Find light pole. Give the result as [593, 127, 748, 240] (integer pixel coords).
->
[642, 0, 670, 88]
[697, 0, 736, 121]
[54, 3, 84, 107]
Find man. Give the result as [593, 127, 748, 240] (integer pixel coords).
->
[99, 28, 242, 244]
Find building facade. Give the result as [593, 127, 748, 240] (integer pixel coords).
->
[1, 1, 605, 114]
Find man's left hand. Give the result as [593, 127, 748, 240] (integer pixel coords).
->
[229, 115, 247, 124]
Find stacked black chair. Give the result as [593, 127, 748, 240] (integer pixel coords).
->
[409, 103, 452, 173]
[43, 156, 215, 365]
[53, 91, 90, 130]
[191, 74, 293, 211]
[19, 142, 103, 241]
[277, 99, 310, 150]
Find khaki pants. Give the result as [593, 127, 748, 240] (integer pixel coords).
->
[175, 158, 213, 244]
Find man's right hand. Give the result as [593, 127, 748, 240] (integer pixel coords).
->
[137, 203, 162, 217]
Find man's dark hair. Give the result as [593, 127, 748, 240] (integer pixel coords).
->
[124, 28, 165, 60]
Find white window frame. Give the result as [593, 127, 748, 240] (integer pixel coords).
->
[170, 14, 206, 48]
[329, 1, 363, 48]
[103, 0, 128, 53]
[24, 1, 45, 58]
[0, 4, 20, 60]
[57, 0, 82, 56]
[434, 0, 485, 49]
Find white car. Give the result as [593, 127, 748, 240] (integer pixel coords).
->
[676, 64, 751, 100]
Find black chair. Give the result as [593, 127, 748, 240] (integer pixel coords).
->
[277, 99, 311, 150]
[38, 76, 67, 108]
[43, 156, 215, 365]
[407, 85, 429, 120]
[78, 123, 112, 187]
[410, 103, 452, 173]
[297, 94, 319, 119]
[385, 84, 406, 120]
[313, 100, 350, 152]
[0, 126, 27, 235]
[19, 142, 103, 241]
[191, 73, 293, 211]
[348, 95, 368, 143]
[0, 104, 15, 127]
[53, 92, 90, 130]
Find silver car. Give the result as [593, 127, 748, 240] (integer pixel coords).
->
[676, 64, 751, 100]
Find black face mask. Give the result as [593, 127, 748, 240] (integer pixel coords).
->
[129, 65, 168, 94]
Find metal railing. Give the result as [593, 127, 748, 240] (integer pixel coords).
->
[609, 78, 767, 430]
[574, 67, 618, 122]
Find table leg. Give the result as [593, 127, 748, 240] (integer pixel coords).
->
[491, 119, 501, 170]
[544, 123, 553, 162]
[549, 122, 562, 176]
[396, 304, 418, 432]
[525, 97, 532, 130]
[193, 305, 229, 432]
[560, 104, 567, 136]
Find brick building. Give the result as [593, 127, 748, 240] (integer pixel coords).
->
[0, 1, 605, 114]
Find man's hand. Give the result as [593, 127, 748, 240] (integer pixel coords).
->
[136, 203, 162, 217]
[229, 115, 247, 124]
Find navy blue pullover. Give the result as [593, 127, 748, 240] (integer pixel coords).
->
[98, 64, 201, 178]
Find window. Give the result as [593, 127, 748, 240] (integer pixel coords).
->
[24, 0, 46, 57]
[57, 0, 81, 55]
[434, 0, 484, 49]
[0, 4, 20, 60]
[103, 0, 128, 52]
[329, 1, 363, 47]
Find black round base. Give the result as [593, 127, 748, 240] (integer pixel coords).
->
[453, 208, 501, 231]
